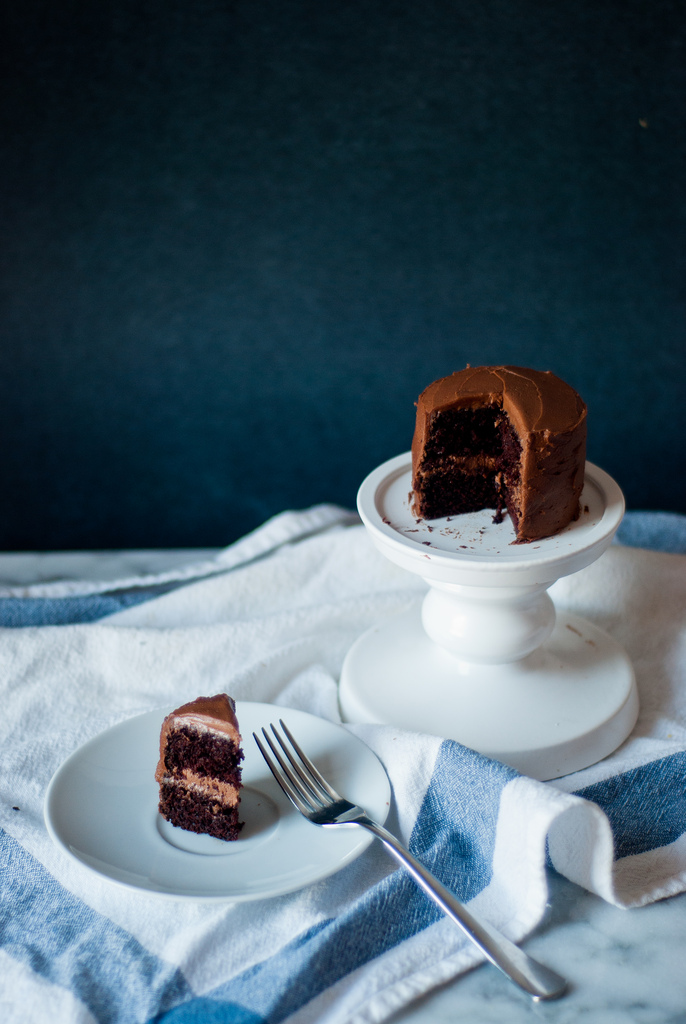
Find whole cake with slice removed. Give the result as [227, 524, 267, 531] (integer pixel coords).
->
[411, 365, 587, 542]
[155, 694, 244, 840]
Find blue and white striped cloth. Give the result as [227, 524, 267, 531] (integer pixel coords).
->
[1, 507, 685, 1023]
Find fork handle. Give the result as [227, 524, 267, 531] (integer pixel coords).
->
[357, 816, 566, 1001]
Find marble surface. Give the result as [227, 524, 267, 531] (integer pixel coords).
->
[3, 549, 685, 1023]
[394, 874, 686, 1023]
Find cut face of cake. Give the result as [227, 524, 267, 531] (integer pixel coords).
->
[411, 366, 587, 542]
[155, 694, 244, 840]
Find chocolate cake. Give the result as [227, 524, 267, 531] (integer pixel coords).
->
[155, 694, 244, 840]
[411, 366, 587, 542]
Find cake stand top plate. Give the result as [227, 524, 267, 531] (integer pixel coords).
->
[357, 455, 624, 587]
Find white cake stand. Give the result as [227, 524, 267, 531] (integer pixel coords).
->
[339, 454, 638, 780]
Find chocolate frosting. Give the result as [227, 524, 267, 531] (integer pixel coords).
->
[164, 693, 240, 737]
[412, 366, 586, 452]
[412, 365, 587, 541]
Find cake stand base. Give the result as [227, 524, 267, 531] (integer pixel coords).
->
[339, 603, 638, 781]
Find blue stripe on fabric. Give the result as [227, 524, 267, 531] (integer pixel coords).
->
[0, 827, 198, 1023]
[154, 741, 518, 1024]
[616, 511, 686, 555]
[410, 740, 519, 895]
[152, 1003, 263, 1023]
[573, 752, 686, 859]
[0, 583, 184, 627]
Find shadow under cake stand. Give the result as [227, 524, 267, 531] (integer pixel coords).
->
[339, 454, 638, 781]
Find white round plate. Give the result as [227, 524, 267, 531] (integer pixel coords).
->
[44, 702, 391, 901]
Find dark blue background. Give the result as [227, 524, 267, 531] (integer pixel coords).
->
[1, 1, 684, 548]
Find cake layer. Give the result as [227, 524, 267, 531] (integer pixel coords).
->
[156, 724, 243, 783]
[414, 466, 502, 520]
[418, 406, 505, 460]
[158, 782, 243, 841]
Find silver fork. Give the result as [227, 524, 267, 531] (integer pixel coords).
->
[254, 720, 567, 1002]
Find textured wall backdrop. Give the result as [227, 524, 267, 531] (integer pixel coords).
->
[1, 0, 684, 548]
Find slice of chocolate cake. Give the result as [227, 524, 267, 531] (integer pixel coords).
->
[155, 694, 244, 840]
[411, 366, 587, 542]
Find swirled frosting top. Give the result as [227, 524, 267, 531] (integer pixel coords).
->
[413, 365, 586, 453]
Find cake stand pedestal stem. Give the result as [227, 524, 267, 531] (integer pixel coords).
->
[421, 582, 556, 665]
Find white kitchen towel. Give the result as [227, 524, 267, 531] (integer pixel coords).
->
[0, 508, 684, 1024]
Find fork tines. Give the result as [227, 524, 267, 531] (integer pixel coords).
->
[253, 720, 333, 814]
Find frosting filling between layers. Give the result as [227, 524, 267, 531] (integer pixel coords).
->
[158, 769, 241, 804]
